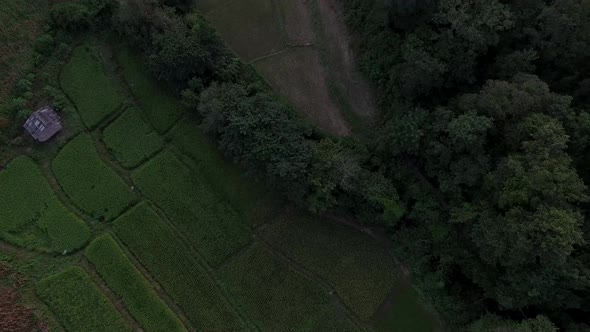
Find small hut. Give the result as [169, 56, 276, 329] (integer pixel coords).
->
[23, 106, 63, 142]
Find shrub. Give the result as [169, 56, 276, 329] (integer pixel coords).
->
[50, 3, 90, 31]
[36, 267, 131, 332]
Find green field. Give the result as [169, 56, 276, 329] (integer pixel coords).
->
[102, 108, 164, 168]
[113, 202, 246, 330]
[219, 243, 334, 331]
[36, 266, 131, 332]
[85, 234, 186, 332]
[52, 133, 136, 221]
[170, 121, 267, 221]
[132, 150, 252, 267]
[61, 44, 126, 129]
[0, 156, 90, 253]
[115, 47, 184, 133]
[259, 214, 398, 320]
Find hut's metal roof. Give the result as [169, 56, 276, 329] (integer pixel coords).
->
[23, 107, 63, 142]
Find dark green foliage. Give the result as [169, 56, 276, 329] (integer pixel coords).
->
[198, 83, 313, 199]
[468, 314, 557, 332]
[50, 3, 90, 32]
[36, 267, 131, 332]
[341, 0, 590, 327]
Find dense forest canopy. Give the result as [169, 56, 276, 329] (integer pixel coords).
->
[1, 0, 589, 330]
[342, 0, 590, 330]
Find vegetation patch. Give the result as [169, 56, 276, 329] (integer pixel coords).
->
[0, 0, 45, 103]
[61, 44, 125, 129]
[0, 156, 90, 253]
[259, 214, 397, 320]
[218, 242, 330, 331]
[85, 234, 186, 332]
[132, 150, 252, 266]
[36, 266, 131, 332]
[115, 47, 183, 133]
[102, 107, 164, 168]
[113, 202, 245, 330]
[52, 133, 136, 221]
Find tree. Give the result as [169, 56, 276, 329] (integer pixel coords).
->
[198, 83, 312, 199]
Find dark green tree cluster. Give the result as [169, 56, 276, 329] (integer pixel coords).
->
[342, 0, 590, 329]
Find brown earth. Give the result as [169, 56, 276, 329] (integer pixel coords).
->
[0, 264, 40, 332]
[200, 0, 377, 136]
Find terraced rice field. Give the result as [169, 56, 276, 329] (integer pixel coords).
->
[102, 107, 164, 168]
[52, 133, 136, 221]
[0, 38, 437, 332]
[61, 44, 126, 129]
[36, 267, 131, 332]
[0, 156, 90, 253]
[0, 0, 47, 103]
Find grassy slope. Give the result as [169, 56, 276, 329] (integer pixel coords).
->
[113, 202, 246, 330]
[0, 156, 90, 253]
[52, 133, 136, 221]
[36, 266, 131, 332]
[85, 234, 186, 332]
[61, 44, 126, 129]
[102, 107, 164, 168]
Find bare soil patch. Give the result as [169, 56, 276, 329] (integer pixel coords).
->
[205, 0, 284, 62]
[254, 47, 351, 135]
[277, 0, 315, 45]
[316, 0, 377, 120]
[0, 264, 40, 332]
